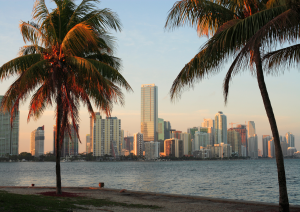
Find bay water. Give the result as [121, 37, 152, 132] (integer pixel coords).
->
[0, 159, 299, 205]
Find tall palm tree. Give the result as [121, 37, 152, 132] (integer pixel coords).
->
[165, 0, 291, 211]
[0, 0, 132, 194]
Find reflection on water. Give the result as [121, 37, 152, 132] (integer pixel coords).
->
[0, 159, 299, 205]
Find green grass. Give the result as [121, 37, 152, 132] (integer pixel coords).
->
[0, 190, 161, 212]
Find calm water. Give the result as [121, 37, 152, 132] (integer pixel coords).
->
[0, 159, 299, 205]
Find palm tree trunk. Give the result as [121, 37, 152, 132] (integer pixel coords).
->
[55, 94, 63, 194]
[254, 45, 289, 212]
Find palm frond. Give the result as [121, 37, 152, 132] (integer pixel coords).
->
[18, 45, 45, 56]
[61, 23, 98, 55]
[165, 0, 239, 37]
[0, 54, 42, 80]
[263, 43, 300, 73]
[19, 22, 46, 46]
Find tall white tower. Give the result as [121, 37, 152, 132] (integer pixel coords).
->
[214, 111, 227, 144]
[141, 84, 158, 142]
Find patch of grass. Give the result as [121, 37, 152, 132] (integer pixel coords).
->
[0, 190, 161, 212]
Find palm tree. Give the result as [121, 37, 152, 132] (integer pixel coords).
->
[0, 0, 132, 194]
[165, 0, 292, 211]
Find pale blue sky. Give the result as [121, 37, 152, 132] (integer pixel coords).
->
[0, 0, 299, 153]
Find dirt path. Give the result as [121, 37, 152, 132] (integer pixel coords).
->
[0, 187, 299, 212]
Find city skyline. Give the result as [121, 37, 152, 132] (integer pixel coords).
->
[0, 0, 299, 154]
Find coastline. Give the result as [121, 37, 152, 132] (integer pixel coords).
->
[1, 186, 300, 212]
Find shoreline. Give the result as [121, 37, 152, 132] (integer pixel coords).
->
[1, 186, 300, 212]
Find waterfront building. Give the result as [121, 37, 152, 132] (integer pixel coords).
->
[280, 135, 287, 143]
[164, 121, 171, 140]
[227, 129, 242, 156]
[62, 125, 79, 157]
[286, 132, 295, 147]
[145, 141, 160, 160]
[133, 133, 144, 157]
[92, 113, 122, 158]
[258, 149, 262, 157]
[247, 121, 256, 137]
[241, 145, 247, 157]
[164, 138, 175, 157]
[214, 111, 227, 144]
[0, 96, 19, 156]
[220, 143, 231, 158]
[202, 119, 215, 145]
[158, 118, 165, 152]
[181, 132, 191, 155]
[234, 125, 248, 156]
[262, 135, 271, 158]
[281, 141, 288, 157]
[171, 131, 182, 139]
[193, 149, 211, 159]
[120, 130, 124, 150]
[268, 138, 275, 158]
[175, 139, 184, 158]
[248, 134, 258, 159]
[187, 127, 199, 140]
[287, 147, 297, 156]
[30, 126, 45, 157]
[86, 134, 91, 154]
[124, 136, 134, 152]
[141, 84, 158, 142]
[210, 144, 222, 158]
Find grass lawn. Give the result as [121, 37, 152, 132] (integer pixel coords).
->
[0, 190, 161, 212]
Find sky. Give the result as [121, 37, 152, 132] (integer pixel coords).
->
[0, 0, 299, 153]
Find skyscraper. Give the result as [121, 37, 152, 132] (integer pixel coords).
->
[247, 121, 256, 137]
[30, 126, 44, 157]
[61, 125, 79, 157]
[214, 111, 227, 144]
[0, 96, 19, 156]
[187, 127, 198, 140]
[202, 119, 215, 145]
[235, 125, 248, 156]
[145, 141, 160, 160]
[286, 132, 295, 147]
[248, 134, 258, 158]
[181, 132, 191, 155]
[92, 113, 122, 158]
[262, 135, 271, 158]
[164, 121, 171, 140]
[86, 134, 91, 153]
[268, 138, 275, 158]
[133, 133, 144, 157]
[141, 84, 158, 142]
[227, 129, 242, 156]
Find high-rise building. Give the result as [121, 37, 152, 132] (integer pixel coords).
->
[120, 130, 124, 150]
[234, 125, 248, 156]
[202, 119, 214, 145]
[286, 132, 295, 147]
[241, 145, 247, 157]
[194, 131, 209, 149]
[175, 139, 184, 158]
[86, 134, 91, 154]
[124, 136, 134, 152]
[164, 139, 175, 157]
[144, 141, 160, 160]
[248, 134, 258, 159]
[30, 126, 44, 157]
[181, 132, 191, 155]
[92, 113, 122, 158]
[187, 127, 198, 140]
[158, 118, 164, 141]
[0, 96, 19, 156]
[227, 129, 242, 156]
[287, 147, 297, 156]
[133, 133, 144, 157]
[164, 121, 171, 140]
[268, 138, 275, 158]
[262, 135, 271, 158]
[281, 141, 288, 157]
[247, 121, 256, 137]
[141, 84, 158, 142]
[214, 111, 227, 144]
[171, 131, 182, 139]
[61, 125, 79, 157]
[220, 143, 231, 158]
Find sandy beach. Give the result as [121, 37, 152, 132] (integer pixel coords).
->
[0, 186, 300, 212]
